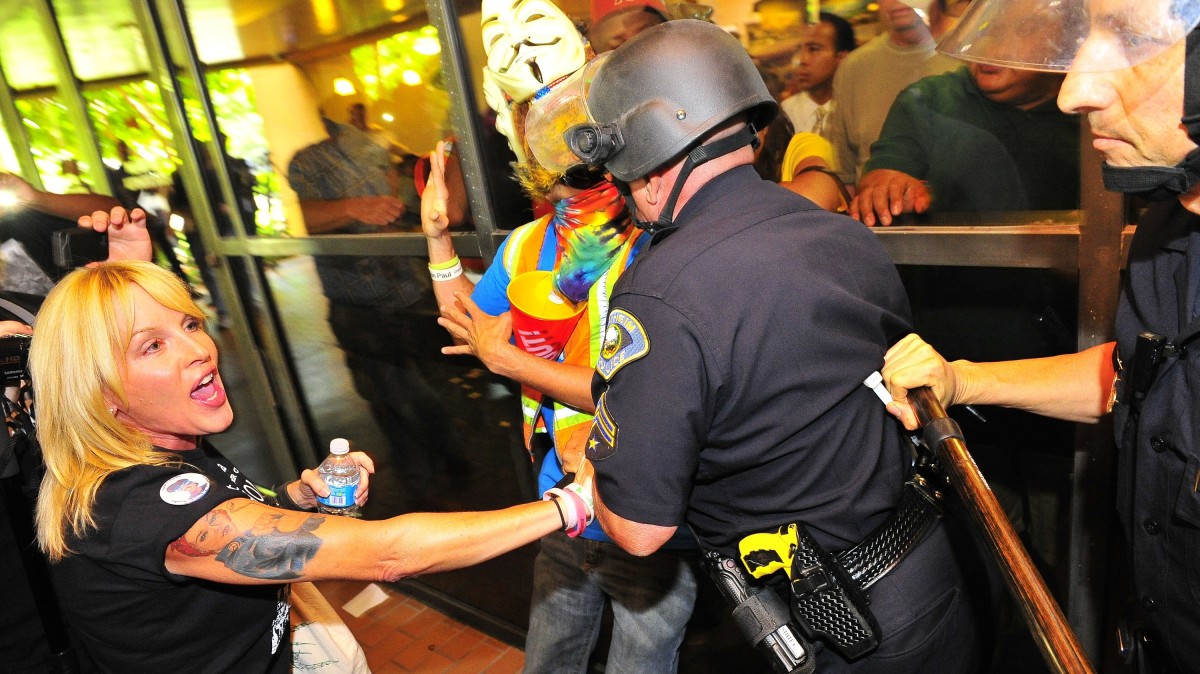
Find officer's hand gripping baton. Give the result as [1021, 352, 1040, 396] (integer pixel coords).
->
[909, 386, 1092, 674]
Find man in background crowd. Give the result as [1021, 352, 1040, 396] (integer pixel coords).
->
[824, 0, 961, 185]
[849, 60, 1081, 622]
[851, 63, 1076, 223]
[778, 12, 856, 137]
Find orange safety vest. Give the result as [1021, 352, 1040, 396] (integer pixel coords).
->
[501, 216, 643, 457]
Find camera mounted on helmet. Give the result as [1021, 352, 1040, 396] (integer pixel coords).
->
[566, 123, 624, 167]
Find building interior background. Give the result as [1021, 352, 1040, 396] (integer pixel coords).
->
[0, 0, 1135, 671]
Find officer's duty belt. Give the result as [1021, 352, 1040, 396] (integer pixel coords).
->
[738, 475, 944, 662]
[836, 476, 943, 589]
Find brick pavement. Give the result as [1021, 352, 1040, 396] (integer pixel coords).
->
[315, 580, 524, 674]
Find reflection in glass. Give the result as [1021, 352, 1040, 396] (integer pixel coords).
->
[0, 0, 149, 86]
[202, 69, 286, 237]
[285, 22, 495, 236]
[264, 254, 536, 628]
[14, 97, 89, 193]
[0, 125, 18, 174]
[349, 25, 450, 156]
[182, 0, 408, 64]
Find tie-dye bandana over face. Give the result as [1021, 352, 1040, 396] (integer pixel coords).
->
[550, 181, 636, 303]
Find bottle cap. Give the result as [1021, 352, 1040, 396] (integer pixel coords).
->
[329, 438, 350, 455]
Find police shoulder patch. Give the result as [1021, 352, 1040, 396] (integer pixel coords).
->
[596, 309, 649, 381]
[586, 393, 618, 461]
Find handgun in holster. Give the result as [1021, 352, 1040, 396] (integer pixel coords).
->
[740, 523, 881, 661]
[704, 550, 815, 673]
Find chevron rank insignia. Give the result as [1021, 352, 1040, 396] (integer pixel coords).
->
[586, 393, 618, 461]
[596, 309, 649, 381]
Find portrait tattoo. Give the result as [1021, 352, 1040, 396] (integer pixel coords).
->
[171, 501, 327, 580]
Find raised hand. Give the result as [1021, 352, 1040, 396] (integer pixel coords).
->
[421, 141, 452, 239]
[79, 206, 153, 264]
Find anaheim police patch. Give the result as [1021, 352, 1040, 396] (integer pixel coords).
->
[596, 309, 649, 381]
[586, 393, 618, 461]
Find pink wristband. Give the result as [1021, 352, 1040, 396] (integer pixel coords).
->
[560, 488, 588, 537]
[544, 487, 587, 537]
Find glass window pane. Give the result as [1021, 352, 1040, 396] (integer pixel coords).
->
[277, 23, 493, 237]
[14, 96, 91, 192]
[205, 69, 287, 237]
[52, 0, 149, 82]
[0, 1, 57, 90]
[0, 125, 20, 173]
[184, 0, 410, 64]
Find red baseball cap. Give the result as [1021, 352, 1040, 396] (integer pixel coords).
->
[590, 0, 668, 25]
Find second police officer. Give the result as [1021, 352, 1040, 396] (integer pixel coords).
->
[883, 0, 1200, 672]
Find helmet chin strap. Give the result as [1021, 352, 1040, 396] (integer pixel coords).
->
[1102, 28, 1200, 201]
[617, 125, 760, 236]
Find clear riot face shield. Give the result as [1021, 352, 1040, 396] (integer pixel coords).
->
[523, 52, 614, 178]
[937, 0, 1200, 72]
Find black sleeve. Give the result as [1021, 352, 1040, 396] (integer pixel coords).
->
[98, 465, 244, 582]
[587, 295, 716, 527]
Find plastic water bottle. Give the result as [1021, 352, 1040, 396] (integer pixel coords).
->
[316, 438, 360, 517]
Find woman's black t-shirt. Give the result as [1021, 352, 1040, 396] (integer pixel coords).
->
[51, 444, 291, 673]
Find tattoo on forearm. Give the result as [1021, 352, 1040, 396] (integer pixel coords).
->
[171, 502, 327, 580]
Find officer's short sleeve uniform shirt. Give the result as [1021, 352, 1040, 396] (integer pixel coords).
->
[588, 165, 914, 557]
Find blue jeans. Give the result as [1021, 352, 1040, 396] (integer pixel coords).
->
[523, 534, 698, 674]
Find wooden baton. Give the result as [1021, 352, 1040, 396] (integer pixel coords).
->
[909, 386, 1092, 674]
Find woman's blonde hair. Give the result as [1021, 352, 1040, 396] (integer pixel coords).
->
[32, 261, 206, 561]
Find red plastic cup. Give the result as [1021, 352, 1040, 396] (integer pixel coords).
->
[507, 271, 585, 360]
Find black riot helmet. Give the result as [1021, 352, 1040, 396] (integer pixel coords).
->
[557, 20, 777, 233]
[566, 20, 777, 183]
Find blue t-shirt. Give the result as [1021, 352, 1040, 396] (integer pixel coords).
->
[472, 226, 691, 547]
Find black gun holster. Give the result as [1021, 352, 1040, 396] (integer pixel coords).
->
[786, 521, 881, 661]
[733, 471, 944, 665]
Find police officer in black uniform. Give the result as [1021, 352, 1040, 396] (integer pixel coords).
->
[539, 20, 982, 672]
[882, 2, 1200, 672]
